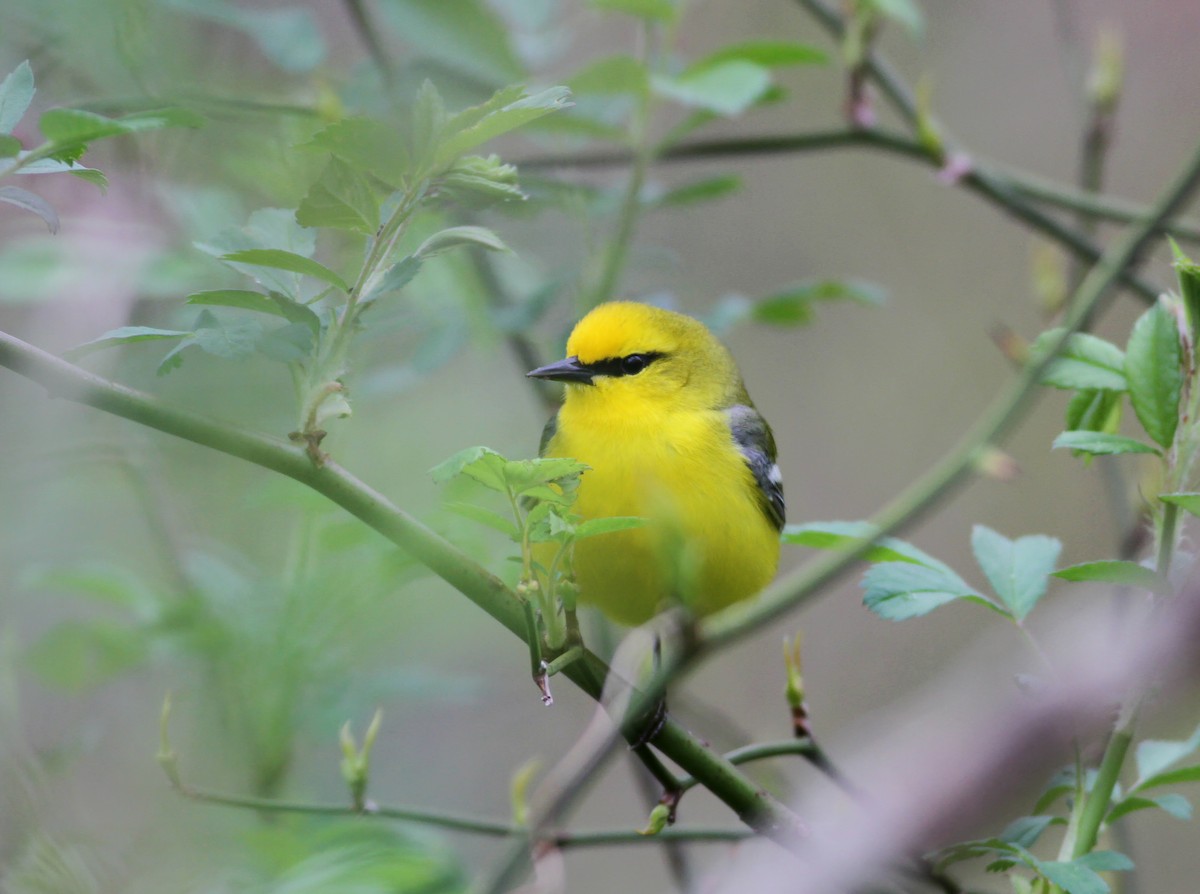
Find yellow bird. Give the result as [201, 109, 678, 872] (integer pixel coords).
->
[527, 302, 784, 625]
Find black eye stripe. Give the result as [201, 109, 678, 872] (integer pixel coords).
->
[586, 352, 665, 378]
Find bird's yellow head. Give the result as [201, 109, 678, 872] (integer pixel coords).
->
[527, 302, 745, 411]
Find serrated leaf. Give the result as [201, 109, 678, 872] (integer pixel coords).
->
[591, 0, 678, 20]
[1065, 388, 1122, 434]
[970, 525, 1061, 620]
[699, 40, 827, 69]
[296, 158, 380, 234]
[998, 816, 1055, 848]
[443, 501, 520, 540]
[1052, 431, 1159, 456]
[1158, 492, 1200, 518]
[0, 60, 35, 134]
[191, 315, 262, 359]
[1029, 329, 1127, 392]
[1052, 560, 1165, 592]
[862, 561, 987, 621]
[186, 289, 321, 335]
[782, 520, 950, 568]
[256, 322, 314, 363]
[430, 446, 509, 491]
[1075, 851, 1134, 873]
[415, 225, 509, 259]
[1125, 300, 1182, 448]
[574, 516, 646, 539]
[0, 185, 59, 233]
[1035, 860, 1108, 894]
[434, 86, 572, 169]
[220, 248, 348, 292]
[653, 60, 771, 116]
[304, 117, 410, 188]
[65, 326, 189, 360]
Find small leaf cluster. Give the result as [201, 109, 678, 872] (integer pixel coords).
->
[67, 81, 566, 449]
[431, 446, 642, 650]
[0, 60, 200, 233]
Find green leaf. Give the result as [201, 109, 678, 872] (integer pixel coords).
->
[751, 280, 885, 325]
[296, 158, 380, 234]
[1158, 492, 1200, 518]
[862, 561, 988, 621]
[166, 0, 325, 72]
[0, 134, 20, 157]
[304, 117, 410, 188]
[0, 185, 59, 233]
[1051, 431, 1159, 456]
[25, 621, 146, 692]
[1170, 238, 1200, 352]
[190, 314, 263, 359]
[870, 0, 925, 34]
[1138, 764, 1200, 790]
[970, 525, 1061, 620]
[1108, 793, 1192, 823]
[443, 501, 520, 540]
[363, 257, 423, 304]
[1074, 851, 1134, 873]
[20, 561, 157, 613]
[434, 86, 572, 169]
[440, 154, 525, 207]
[653, 60, 772, 116]
[1029, 329, 1127, 392]
[380, 0, 524, 86]
[65, 326, 189, 360]
[430, 446, 510, 491]
[574, 517, 647, 539]
[782, 520, 950, 568]
[568, 55, 649, 97]
[39, 108, 130, 144]
[590, 0, 678, 20]
[0, 60, 35, 134]
[1065, 388, 1122, 434]
[220, 249, 348, 292]
[998, 815, 1056, 849]
[1035, 860, 1109, 894]
[1125, 300, 1182, 448]
[1052, 560, 1165, 592]
[415, 225, 509, 259]
[650, 175, 741, 208]
[257, 322, 314, 363]
[698, 40, 827, 69]
[1133, 722, 1200, 787]
[186, 289, 321, 335]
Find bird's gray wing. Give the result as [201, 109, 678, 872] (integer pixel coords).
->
[725, 404, 785, 531]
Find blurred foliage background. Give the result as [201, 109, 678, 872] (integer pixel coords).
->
[1, 0, 1199, 891]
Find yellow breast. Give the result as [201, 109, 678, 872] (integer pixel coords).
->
[543, 398, 780, 625]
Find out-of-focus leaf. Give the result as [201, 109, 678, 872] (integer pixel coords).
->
[381, 0, 525, 86]
[782, 520, 950, 569]
[1029, 329, 1127, 392]
[0, 185, 59, 233]
[751, 280, 885, 326]
[862, 561, 993, 621]
[65, 326, 189, 360]
[568, 55, 649, 96]
[0, 60, 35, 134]
[26, 621, 146, 692]
[1052, 431, 1159, 456]
[1158, 492, 1200, 518]
[870, 0, 924, 34]
[697, 40, 827, 69]
[415, 225, 509, 259]
[591, 0, 677, 19]
[1052, 560, 1165, 592]
[434, 86, 572, 168]
[443, 501, 520, 540]
[166, 0, 325, 72]
[220, 249, 349, 292]
[1107, 793, 1192, 824]
[304, 117, 410, 188]
[296, 158, 380, 234]
[650, 174, 741, 208]
[575, 517, 646, 539]
[653, 60, 771, 116]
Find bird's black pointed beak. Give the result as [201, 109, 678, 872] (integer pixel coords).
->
[527, 356, 595, 385]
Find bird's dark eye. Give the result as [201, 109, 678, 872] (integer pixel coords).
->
[622, 354, 649, 375]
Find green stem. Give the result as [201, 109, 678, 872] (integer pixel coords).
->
[0, 330, 803, 845]
[676, 738, 818, 792]
[521, 129, 1163, 304]
[1071, 725, 1135, 858]
[170, 780, 749, 844]
[1156, 499, 1179, 580]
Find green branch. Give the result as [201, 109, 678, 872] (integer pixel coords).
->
[0, 330, 802, 846]
[167, 779, 749, 846]
[699, 135, 1200, 652]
